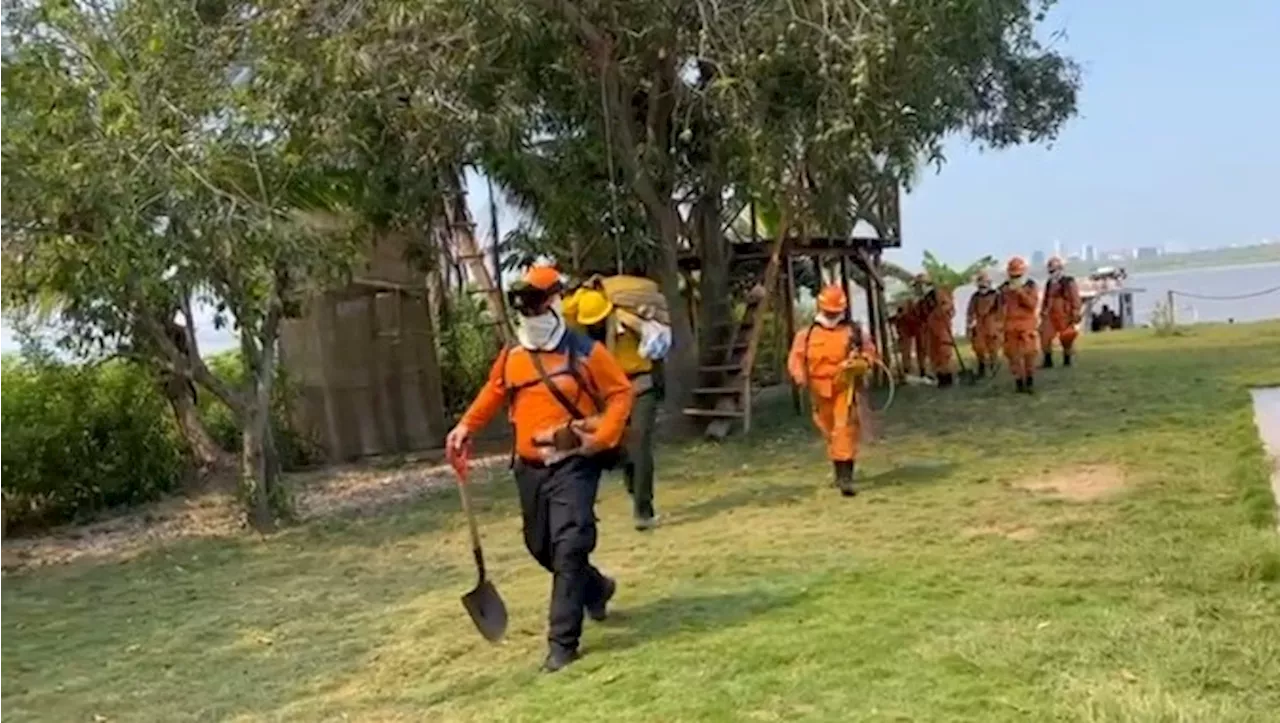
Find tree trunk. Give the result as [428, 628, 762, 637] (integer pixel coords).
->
[241, 400, 275, 533]
[694, 185, 731, 357]
[163, 372, 232, 474]
[239, 316, 286, 533]
[649, 204, 697, 414]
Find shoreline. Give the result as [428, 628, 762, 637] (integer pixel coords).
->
[1121, 258, 1280, 278]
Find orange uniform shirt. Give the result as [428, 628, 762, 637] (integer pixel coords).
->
[1041, 276, 1081, 321]
[459, 332, 633, 462]
[787, 323, 879, 399]
[967, 288, 1002, 331]
[1000, 279, 1040, 332]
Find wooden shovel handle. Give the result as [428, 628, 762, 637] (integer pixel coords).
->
[448, 443, 486, 578]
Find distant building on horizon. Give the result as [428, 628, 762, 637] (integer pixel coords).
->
[1031, 250, 1046, 267]
[1133, 246, 1162, 260]
[1082, 244, 1097, 263]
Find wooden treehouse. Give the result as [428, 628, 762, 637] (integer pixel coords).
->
[680, 186, 902, 439]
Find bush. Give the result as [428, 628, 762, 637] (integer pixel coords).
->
[196, 350, 322, 471]
[1, 355, 185, 533]
[438, 291, 503, 416]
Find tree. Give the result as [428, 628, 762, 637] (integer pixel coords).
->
[1, 0, 373, 530]
[452, 0, 719, 409]
[444, 0, 1077, 404]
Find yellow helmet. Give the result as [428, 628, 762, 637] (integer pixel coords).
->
[574, 289, 614, 326]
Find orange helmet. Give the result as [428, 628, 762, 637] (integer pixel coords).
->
[509, 264, 564, 315]
[816, 285, 848, 314]
[522, 264, 562, 291]
[1006, 256, 1028, 276]
[1047, 255, 1064, 272]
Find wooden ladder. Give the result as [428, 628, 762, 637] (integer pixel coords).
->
[683, 231, 787, 439]
[441, 184, 510, 344]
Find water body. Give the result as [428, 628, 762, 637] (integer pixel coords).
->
[940, 261, 1280, 336]
[4, 262, 1279, 357]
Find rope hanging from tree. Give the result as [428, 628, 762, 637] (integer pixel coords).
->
[599, 70, 624, 275]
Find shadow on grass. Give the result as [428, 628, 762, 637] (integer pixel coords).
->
[664, 483, 815, 528]
[861, 461, 958, 489]
[419, 589, 807, 708]
[591, 588, 807, 654]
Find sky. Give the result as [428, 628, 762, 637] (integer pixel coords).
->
[459, 0, 1280, 268]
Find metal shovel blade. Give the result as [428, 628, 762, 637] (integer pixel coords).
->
[462, 578, 508, 643]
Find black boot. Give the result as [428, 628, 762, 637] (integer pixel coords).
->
[1015, 377, 1025, 394]
[542, 647, 580, 673]
[1063, 353, 1073, 367]
[1042, 352, 1054, 369]
[836, 460, 857, 497]
[937, 372, 954, 388]
[1025, 374, 1035, 393]
[586, 576, 617, 622]
[977, 361, 987, 377]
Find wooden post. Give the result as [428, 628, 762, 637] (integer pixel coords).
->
[784, 251, 801, 414]
[839, 255, 853, 317]
[486, 175, 504, 300]
[1167, 289, 1176, 326]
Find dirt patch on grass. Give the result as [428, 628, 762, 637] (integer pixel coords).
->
[962, 524, 1040, 541]
[1, 453, 508, 573]
[1015, 464, 1128, 502]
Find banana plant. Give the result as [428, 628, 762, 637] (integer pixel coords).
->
[920, 251, 998, 290]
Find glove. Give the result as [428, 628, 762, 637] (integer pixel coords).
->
[843, 356, 871, 377]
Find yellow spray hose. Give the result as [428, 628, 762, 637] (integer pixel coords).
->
[839, 357, 898, 415]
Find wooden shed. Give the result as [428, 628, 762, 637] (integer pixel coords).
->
[279, 231, 450, 461]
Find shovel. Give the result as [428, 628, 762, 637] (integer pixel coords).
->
[447, 442, 508, 643]
[946, 329, 980, 385]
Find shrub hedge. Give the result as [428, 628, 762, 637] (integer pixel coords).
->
[1, 356, 185, 532]
[1, 349, 323, 533]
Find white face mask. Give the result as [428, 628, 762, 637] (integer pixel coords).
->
[1050, 269, 1063, 280]
[816, 312, 843, 329]
[517, 297, 566, 350]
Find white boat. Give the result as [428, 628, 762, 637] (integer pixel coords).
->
[1078, 267, 1144, 332]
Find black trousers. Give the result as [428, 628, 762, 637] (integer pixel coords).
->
[514, 455, 610, 654]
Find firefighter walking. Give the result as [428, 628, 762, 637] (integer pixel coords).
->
[564, 273, 671, 530]
[966, 270, 1003, 377]
[787, 285, 879, 497]
[446, 265, 634, 673]
[999, 257, 1041, 393]
[1039, 256, 1082, 368]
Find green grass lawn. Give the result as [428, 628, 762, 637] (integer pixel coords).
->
[5, 322, 1280, 722]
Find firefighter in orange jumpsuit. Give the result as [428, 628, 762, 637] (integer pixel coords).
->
[1039, 256, 1082, 368]
[966, 270, 1003, 377]
[889, 302, 920, 378]
[446, 265, 634, 673]
[999, 257, 1040, 393]
[787, 285, 878, 497]
[918, 274, 957, 387]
